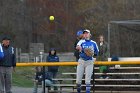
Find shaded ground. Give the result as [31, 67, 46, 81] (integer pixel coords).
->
[12, 87, 140, 93]
[12, 86, 43, 93]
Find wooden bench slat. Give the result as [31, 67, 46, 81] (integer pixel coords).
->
[49, 90, 140, 93]
[53, 78, 140, 81]
[96, 85, 140, 87]
[96, 79, 140, 81]
[94, 67, 140, 70]
[95, 73, 140, 75]
[53, 84, 140, 87]
[62, 72, 140, 75]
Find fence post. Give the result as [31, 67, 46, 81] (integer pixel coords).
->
[93, 65, 95, 93]
[43, 66, 45, 93]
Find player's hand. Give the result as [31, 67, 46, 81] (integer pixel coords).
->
[76, 46, 82, 52]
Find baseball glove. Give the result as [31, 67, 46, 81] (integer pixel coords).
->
[84, 48, 94, 57]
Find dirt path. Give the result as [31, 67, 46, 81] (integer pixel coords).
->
[12, 86, 43, 93]
[12, 87, 140, 93]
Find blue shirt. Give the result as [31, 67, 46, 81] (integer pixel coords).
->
[77, 39, 99, 61]
[0, 44, 4, 60]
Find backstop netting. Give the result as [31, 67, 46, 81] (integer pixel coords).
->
[109, 20, 140, 57]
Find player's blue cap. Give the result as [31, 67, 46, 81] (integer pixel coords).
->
[77, 30, 83, 36]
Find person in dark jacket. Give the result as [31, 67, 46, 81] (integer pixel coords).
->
[74, 30, 84, 61]
[0, 37, 16, 93]
[33, 67, 53, 93]
[46, 48, 59, 90]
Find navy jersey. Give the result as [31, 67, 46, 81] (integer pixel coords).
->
[77, 39, 99, 61]
[47, 55, 59, 72]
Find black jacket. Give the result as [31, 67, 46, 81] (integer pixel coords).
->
[74, 39, 80, 59]
[47, 55, 59, 72]
[0, 45, 16, 67]
[35, 71, 53, 82]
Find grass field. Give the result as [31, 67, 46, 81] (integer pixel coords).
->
[12, 66, 76, 87]
[12, 67, 35, 87]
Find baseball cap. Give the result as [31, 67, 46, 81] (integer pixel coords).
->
[77, 30, 83, 36]
[111, 56, 119, 61]
[2, 37, 11, 41]
[83, 29, 90, 34]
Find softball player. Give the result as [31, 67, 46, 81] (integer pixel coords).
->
[76, 29, 99, 93]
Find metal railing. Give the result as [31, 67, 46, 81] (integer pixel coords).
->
[16, 61, 140, 66]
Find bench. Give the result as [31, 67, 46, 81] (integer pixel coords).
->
[48, 66, 140, 92]
[61, 66, 140, 92]
[49, 83, 140, 92]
